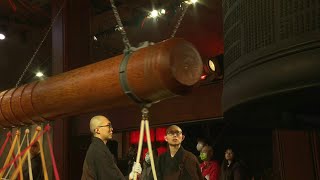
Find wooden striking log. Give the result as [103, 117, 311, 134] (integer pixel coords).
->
[0, 38, 203, 127]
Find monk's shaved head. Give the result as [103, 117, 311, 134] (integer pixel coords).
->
[166, 125, 182, 134]
[90, 115, 108, 134]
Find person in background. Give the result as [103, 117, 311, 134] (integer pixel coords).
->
[81, 115, 142, 180]
[141, 149, 158, 180]
[23, 141, 44, 180]
[156, 125, 204, 180]
[196, 138, 209, 163]
[219, 147, 248, 180]
[127, 144, 138, 175]
[199, 145, 220, 180]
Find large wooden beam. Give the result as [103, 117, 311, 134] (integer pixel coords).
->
[0, 38, 202, 127]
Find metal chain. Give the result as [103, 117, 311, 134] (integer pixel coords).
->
[171, 3, 190, 38]
[15, 1, 65, 88]
[109, 0, 132, 52]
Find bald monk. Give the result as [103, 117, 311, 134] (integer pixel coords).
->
[81, 115, 142, 180]
[156, 125, 204, 180]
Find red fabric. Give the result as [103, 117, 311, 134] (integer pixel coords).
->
[200, 160, 220, 180]
[143, 129, 154, 142]
[129, 131, 140, 144]
[130, 130, 155, 144]
[130, 127, 167, 144]
[155, 128, 166, 142]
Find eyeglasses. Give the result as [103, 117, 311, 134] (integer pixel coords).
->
[167, 131, 182, 136]
[98, 124, 113, 129]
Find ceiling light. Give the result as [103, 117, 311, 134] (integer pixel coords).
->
[0, 33, 5, 40]
[185, 0, 198, 4]
[150, 10, 159, 18]
[36, 72, 44, 77]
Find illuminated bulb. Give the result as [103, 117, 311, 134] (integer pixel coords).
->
[185, 0, 198, 4]
[93, 36, 97, 41]
[36, 72, 44, 77]
[150, 10, 159, 18]
[160, 9, 166, 14]
[200, 74, 207, 80]
[0, 33, 5, 40]
[208, 60, 215, 72]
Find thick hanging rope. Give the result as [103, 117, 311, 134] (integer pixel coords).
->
[108, 2, 162, 179]
[109, 0, 132, 52]
[170, 2, 190, 38]
[134, 108, 157, 180]
[15, 1, 66, 88]
[46, 126, 60, 180]
[0, 132, 11, 157]
[4, 130, 27, 179]
[0, 130, 19, 178]
[107, 1, 195, 179]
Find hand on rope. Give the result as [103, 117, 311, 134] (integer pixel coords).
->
[129, 162, 142, 180]
[134, 107, 158, 180]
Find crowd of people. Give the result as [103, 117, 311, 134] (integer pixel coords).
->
[81, 115, 249, 180]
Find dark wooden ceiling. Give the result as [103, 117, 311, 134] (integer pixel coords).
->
[0, 0, 224, 90]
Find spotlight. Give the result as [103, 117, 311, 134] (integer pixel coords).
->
[0, 25, 7, 40]
[208, 59, 215, 72]
[201, 55, 224, 82]
[0, 33, 5, 40]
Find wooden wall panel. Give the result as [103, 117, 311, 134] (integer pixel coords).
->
[71, 82, 223, 135]
[273, 129, 320, 180]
